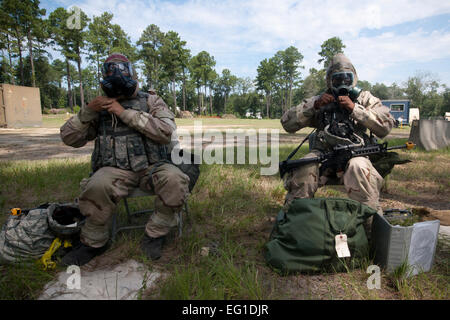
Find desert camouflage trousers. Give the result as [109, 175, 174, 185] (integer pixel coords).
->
[77, 163, 190, 248]
[283, 152, 384, 234]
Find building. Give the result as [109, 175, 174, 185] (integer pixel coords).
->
[0, 84, 42, 128]
[382, 99, 410, 125]
[409, 108, 420, 124]
[245, 110, 262, 119]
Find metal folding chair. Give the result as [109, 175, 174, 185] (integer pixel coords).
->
[110, 188, 188, 241]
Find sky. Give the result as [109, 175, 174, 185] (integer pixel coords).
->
[41, 0, 450, 88]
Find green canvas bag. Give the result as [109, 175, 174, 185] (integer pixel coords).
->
[264, 198, 377, 274]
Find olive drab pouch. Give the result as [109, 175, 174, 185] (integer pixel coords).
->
[127, 135, 149, 171]
[169, 149, 201, 192]
[113, 135, 130, 169]
[264, 198, 377, 274]
[175, 150, 200, 192]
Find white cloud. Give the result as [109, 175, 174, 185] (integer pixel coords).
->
[346, 29, 450, 83]
[48, 0, 450, 84]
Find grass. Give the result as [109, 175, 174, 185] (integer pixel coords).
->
[39, 114, 416, 133]
[0, 260, 58, 300]
[40, 114, 286, 130]
[385, 250, 450, 300]
[0, 157, 91, 213]
[175, 117, 285, 130]
[153, 237, 267, 300]
[41, 114, 73, 127]
[0, 126, 449, 299]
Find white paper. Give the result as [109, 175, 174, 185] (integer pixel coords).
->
[335, 234, 351, 258]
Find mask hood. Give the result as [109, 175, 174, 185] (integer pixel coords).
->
[326, 53, 358, 90]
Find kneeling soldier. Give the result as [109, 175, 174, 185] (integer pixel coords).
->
[280, 54, 395, 234]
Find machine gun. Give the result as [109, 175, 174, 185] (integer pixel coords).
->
[279, 141, 415, 178]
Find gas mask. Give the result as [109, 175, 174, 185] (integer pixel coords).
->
[100, 61, 137, 98]
[330, 72, 361, 101]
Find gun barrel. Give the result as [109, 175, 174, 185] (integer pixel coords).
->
[283, 156, 321, 167]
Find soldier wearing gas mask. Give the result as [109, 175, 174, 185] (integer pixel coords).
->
[59, 53, 191, 265]
[280, 54, 395, 228]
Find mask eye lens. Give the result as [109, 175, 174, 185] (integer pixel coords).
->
[103, 62, 131, 77]
[331, 72, 353, 87]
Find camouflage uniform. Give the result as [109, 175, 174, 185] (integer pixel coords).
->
[60, 91, 190, 248]
[281, 54, 395, 218]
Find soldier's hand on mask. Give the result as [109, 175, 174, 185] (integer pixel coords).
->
[103, 99, 125, 116]
[337, 95, 355, 112]
[314, 93, 335, 109]
[87, 96, 114, 112]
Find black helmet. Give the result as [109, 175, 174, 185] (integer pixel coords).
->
[47, 203, 86, 238]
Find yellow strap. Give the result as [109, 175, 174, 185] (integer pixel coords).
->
[63, 240, 72, 248]
[38, 239, 73, 270]
[39, 238, 62, 270]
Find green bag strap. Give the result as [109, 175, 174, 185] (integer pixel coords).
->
[324, 199, 359, 235]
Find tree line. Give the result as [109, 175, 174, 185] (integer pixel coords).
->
[1, 0, 449, 118]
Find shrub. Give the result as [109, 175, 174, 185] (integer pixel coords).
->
[73, 105, 80, 114]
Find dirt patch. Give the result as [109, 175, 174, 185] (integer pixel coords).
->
[0, 127, 411, 162]
[280, 272, 395, 299]
[82, 243, 132, 272]
[413, 208, 450, 226]
[0, 128, 94, 161]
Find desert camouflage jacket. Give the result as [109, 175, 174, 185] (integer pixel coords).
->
[60, 91, 176, 172]
[281, 90, 395, 144]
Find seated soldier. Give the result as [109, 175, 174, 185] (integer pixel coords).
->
[60, 53, 190, 266]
